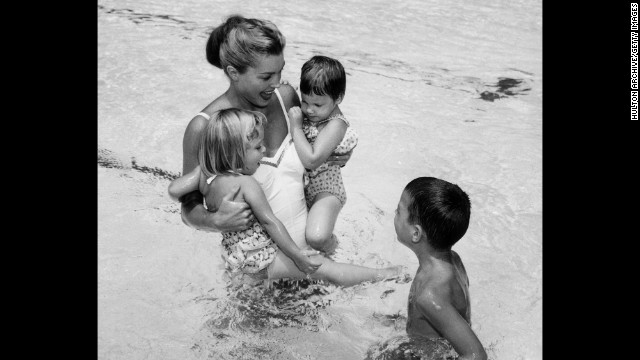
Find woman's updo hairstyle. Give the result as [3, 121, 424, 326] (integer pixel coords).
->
[206, 15, 286, 75]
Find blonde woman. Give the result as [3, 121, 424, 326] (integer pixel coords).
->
[178, 15, 348, 256]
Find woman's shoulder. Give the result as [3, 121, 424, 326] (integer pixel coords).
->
[201, 95, 233, 116]
[276, 84, 300, 107]
[186, 113, 209, 132]
[186, 96, 232, 130]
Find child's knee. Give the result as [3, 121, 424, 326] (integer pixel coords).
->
[305, 228, 333, 249]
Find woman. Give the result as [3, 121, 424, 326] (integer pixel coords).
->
[180, 15, 358, 277]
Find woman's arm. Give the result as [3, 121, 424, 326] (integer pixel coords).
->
[288, 107, 347, 170]
[325, 150, 353, 167]
[168, 166, 201, 202]
[239, 176, 321, 274]
[180, 115, 254, 232]
[417, 291, 487, 360]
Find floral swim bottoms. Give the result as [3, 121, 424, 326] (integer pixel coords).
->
[221, 221, 278, 275]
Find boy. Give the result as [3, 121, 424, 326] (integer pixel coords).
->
[394, 177, 487, 360]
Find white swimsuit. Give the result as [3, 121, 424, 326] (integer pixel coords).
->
[252, 89, 308, 249]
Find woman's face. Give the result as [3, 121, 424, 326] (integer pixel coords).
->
[241, 126, 266, 175]
[236, 54, 285, 109]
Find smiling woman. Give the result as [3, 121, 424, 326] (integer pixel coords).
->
[175, 14, 401, 285]
[179, 15, 292, 233]
[232, 55, 285, 109]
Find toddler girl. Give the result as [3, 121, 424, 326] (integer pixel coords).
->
[288, 55, 358, 254]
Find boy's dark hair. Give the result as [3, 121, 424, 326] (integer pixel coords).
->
[299, 55, 346, 101]
[404, 177, 471, 249]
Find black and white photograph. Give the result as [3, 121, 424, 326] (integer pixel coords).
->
[98, 0, 542, 359]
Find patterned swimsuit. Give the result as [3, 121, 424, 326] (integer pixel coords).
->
[203, 175, 278, 276]
[302, 114, 358, 207]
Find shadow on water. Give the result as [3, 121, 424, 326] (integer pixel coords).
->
[98, 147, 180, 181]
[98, 4, 210, 39]
[479, 77, 531, 102]
[98, 5, 193, 25]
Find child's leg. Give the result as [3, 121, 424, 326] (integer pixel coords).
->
[267, 252, 402, 287]
[306, 192, 342, 253]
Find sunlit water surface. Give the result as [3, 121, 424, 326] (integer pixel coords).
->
[98, 0, 542, 359]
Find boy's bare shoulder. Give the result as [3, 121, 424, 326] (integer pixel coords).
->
[450, 250, 470, 286]
[413, 266, 457, 305]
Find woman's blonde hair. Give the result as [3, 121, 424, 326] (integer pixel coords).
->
[198, 108, 266, 178]
[206, 15, 286, 76]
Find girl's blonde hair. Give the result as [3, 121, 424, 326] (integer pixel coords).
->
[198, 108, 266, 178]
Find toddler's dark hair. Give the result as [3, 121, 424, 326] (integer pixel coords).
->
[300, 55, 346, 101]
[404, 177, 471, 249]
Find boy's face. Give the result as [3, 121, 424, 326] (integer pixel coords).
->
[394, 190, 414, 247]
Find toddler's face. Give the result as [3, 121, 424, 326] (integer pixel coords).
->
[300, 92, 340, 122]
[242, 127, 266, 175]
[394, 190, 413, 247]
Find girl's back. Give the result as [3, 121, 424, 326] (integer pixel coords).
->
[200, 174, 248, 213]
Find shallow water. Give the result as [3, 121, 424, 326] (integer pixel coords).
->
[98, 0, 542, 359]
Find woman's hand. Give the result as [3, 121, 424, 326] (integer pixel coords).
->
[288, 106, 304, 131]
[326, 149, 353, 167]
[294, 249, 322, 274]
[213, 185, 256, 232]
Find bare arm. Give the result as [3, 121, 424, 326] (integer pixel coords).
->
[180, 115, 254, 232]
[276, 85, 352, 167]
[416, 291, 487, 360]
[325, 150, 352, 167]
[288, 107, 347, 170]
[168, 166, 201, 202]
[240, 176, 321, 274]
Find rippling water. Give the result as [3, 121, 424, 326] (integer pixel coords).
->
[98, 0, 542, 359]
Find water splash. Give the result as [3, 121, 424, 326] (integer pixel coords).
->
[192, 277, 339, 359]
[212, 277, 337, 334]
[365, 334, 458, 360]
